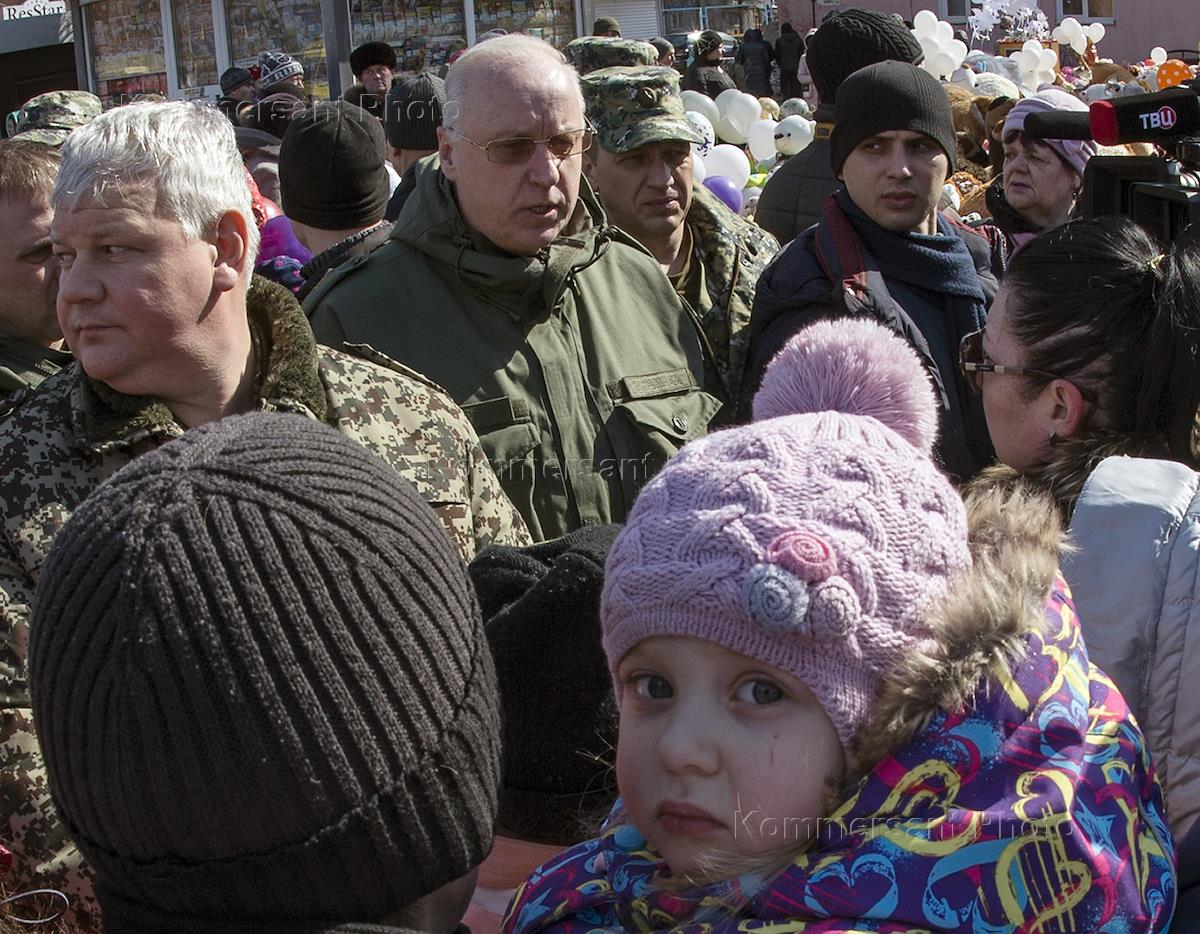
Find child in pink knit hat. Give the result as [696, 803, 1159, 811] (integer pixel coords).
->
[502, 317, 1176, 933]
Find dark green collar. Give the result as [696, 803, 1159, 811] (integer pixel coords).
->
[75, 276, 329, 454]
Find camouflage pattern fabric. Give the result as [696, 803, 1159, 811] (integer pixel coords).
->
[0, 276, 528, 929]
[685, 183, 779, 411]
[12, 91, 102, 147]
[564, 37, 656, 75]
[581, 66, 701, 154]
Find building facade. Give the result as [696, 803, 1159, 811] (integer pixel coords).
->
[775, 0, 1198, 70]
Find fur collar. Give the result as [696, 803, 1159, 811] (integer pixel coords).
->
[850, 481, 1065, 777]
[967, 430, 1164, 526]
[76, 277, 328, 454]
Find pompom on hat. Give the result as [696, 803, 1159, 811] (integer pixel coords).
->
[601, 319, 971, 752]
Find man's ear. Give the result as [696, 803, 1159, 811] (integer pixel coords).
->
[213, 208, 250, 291]
[437, 126, 458, 180]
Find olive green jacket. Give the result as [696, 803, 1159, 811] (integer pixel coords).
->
[0, 335, 72, 415]
[306, 159, 725, 541]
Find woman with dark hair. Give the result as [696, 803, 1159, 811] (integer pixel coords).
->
[962, 215, 1200, 908]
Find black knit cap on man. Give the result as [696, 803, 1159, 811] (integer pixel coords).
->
[382, 72, 446, 220]
[593, 15, 620, 36]
[680, 29, 735, 98]
[278, 101, 392, 302]
[29, 412, 501, 934]
[755, 7, 923, 243]
[748, 61, 999, 480]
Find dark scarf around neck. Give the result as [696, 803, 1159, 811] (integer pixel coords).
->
[836, 188, 985, 301]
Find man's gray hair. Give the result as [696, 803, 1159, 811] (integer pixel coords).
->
[444, 34, 584, 131]
[54, 100, 260, 263]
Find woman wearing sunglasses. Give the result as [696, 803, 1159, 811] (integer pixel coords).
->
[960, 215, 1200, 906]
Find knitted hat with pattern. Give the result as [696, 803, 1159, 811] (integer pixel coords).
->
[601, 319, 972, 751]
[258, 50, 305, 87]
[805, 8, 923, 105]
[29, 412, 500, 933]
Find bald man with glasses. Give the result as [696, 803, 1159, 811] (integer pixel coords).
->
[307, 35, 726, 541]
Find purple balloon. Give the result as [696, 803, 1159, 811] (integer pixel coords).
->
[703, 175, 743, 215]
[258, 215, 313, 265]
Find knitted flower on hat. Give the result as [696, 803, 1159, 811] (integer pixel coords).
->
[601, 318, 971, 751]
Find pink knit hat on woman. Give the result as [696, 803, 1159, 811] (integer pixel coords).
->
[601, 318, 972, 750]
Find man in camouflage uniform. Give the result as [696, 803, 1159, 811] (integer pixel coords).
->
[0, 100, 528, 932]
[564, 36, 657, 75]
[0, 140, 71, 410]
[581, 66, 778, 411]
[10, 89, 102, 146]
[307, 35, 725, 542]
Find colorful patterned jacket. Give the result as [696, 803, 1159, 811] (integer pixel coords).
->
[502, 485, 1177, 934]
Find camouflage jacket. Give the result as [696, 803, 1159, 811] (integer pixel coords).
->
[686, 184, 779, 414]
[0, 277, 527, 926]
[0, 335, 71, 414]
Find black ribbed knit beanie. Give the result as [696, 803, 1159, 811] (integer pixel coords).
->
[806, 8, 923, 105]
[279, 100, 389, 230]
[830, 60, 957, 176]
[468, 525, 621, 845]
[383, 72, 446, 152]
[29, 412, 500, 934]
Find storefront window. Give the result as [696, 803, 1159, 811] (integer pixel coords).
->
[473, 0, 575, 51]
[85, 0, 167, 106]
[225, 0, 327, 97]
[349, 0, 464, 74]
[172, 0, 216, 92]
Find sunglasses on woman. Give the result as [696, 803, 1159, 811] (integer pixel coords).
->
[958, 329, 1098, 404]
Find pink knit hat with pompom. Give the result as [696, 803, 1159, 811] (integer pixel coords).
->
[601, 318, 971, 750]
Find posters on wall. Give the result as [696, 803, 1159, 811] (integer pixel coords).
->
[226, 0, 328, 97]
[86, 0, 167, 104]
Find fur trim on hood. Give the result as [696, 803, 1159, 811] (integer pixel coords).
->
[849, 479, 1065, 778]
[967, 430, 1165, 526]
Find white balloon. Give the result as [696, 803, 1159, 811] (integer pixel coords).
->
[931, 51, 958, 78]
[1037, 68, 1057, 85]
[726, 92, 763, 136]
[1051, 25, 1067, 44]
[1039, 48, 1058, 69]
[1060, 17, 1082, 40]
[691, 153, 706, 183]
[919, 35, 942, 62]
[714, 87, 742, 116]
[1085, 22, 1105, 44]
[747, 118, 779, 163]
[913, 9, 938, 38]
[715, 113, 747, 144]
[774, 115, 814, 156]
[704, 143, 751, 190]
[1017, 49, 1040, 73]
[934, 20, 954, 43]
[947, 39, 969, 66]
[1151, 46, 1168, 65]
[1071, 34, 1088, 55]
[685, 111, 715, 158]
[1022, 39, 1043, 55]
[681, 90, 719, 127]
[754, 155, 776, 173]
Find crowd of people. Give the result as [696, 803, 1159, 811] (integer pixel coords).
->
[1, 5, 1199, 933]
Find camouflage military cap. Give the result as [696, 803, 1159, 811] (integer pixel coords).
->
[13, 90, 102, 146]
[565, 37, 657, 76]
[582, 66, 703, 154]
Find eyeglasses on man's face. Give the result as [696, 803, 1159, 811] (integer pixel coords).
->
[451, 124, 594, 165]
[958, 329, 1098, 404]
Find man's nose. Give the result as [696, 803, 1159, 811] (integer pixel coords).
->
[525, 141, 562, 188]
[56, 255, 103, 308]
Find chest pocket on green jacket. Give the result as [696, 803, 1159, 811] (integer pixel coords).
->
[606, 368, 723, 498]
[462, 396, 545, 527]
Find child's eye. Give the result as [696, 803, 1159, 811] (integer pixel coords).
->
[735, 679, 783, 705]
[633, 674, 673, 700]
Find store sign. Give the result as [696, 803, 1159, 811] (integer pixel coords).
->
[2, 0, 66, 20]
